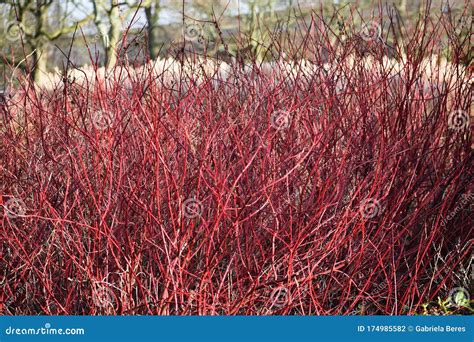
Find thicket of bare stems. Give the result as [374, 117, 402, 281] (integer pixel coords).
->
[1, 5, 472, 315]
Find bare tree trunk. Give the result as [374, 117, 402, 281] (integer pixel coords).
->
[145, 0, 161, 60]
[400, 0, 407, 15]
[247, 0, 276, 62]
[106, 2, 122, 69]
[3, 0, 92, 84]
[32, 44, 47, 83]
[92, 0, 122, 69]
[32, 2, 47, 84]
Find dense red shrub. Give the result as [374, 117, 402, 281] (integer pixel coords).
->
[1, 7, 472, 315]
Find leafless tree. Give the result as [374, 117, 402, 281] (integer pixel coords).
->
[0, 0, 92, 82]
